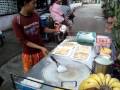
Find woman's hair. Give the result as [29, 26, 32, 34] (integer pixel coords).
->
[50, 0, 57, 5]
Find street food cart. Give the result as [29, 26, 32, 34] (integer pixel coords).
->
[11, 31, 114, 90]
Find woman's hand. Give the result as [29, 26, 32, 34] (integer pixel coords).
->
[41, 47, 49, 56]
[54, 23, 61, 32]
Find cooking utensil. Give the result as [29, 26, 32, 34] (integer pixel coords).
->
[50, 56, 67, 73]
[42, 60, 91, 89]
[50, 56, 59, 66]
[93, 56, 113, 74]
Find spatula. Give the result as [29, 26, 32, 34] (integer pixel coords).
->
[50, 56, 67, 73]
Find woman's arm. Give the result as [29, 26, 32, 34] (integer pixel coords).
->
[44, 27, 60, 33]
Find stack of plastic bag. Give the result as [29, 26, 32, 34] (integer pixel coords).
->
[76, 31, 96, 45]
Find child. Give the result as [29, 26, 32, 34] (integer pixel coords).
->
[50, 0, 73, 33]
[12, 0, 56, 73]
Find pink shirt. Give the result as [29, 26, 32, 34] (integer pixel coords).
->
[50, 3, 64, 23]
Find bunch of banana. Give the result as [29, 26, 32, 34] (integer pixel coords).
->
[79, 73, 120, 90]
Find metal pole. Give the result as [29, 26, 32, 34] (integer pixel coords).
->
[11, 74, 70, 90]
[10, 74, 17, 90]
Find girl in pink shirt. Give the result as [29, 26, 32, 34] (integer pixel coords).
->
[49, 0, 64, 23]
[50, 0, 73, 34]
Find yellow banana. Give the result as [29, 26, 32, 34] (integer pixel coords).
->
[79, 80, 88, 90]
[79, 73, 120, 90]
[89, 74, 102, 85]
[113, 87, 120, 90]
[108, 78, 119, 86]
[105, 74, 111, 85]
[83, 82, 100, 90]
[85, 78, 100, 86]
[111, 82, 120, 88]
[97, 73, 105, 85]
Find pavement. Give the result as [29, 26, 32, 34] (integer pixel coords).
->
[73, 4, 105, 34]
[0, 4, 105, 90]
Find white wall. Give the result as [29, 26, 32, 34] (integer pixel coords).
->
[0, 14, 17, 31]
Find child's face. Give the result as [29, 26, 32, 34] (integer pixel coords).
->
[25, 0, 37, 13]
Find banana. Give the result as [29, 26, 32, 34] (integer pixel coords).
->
[113, 87, 120, 90]
[79, 73, 120, 90]
[105, 74, 111, 85]
[79, 80, 88, 90]
[108, 78, 119, 86]
[97, 73, 105, 85]
[83, 82, 100, 90]
[110, 82, 120, 88]
[85, 78, 100, 86]
[89, 74, 102, 86]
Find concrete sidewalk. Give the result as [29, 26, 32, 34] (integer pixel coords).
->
[73, 4, 105, 34]
[0, 4, 105, 90]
